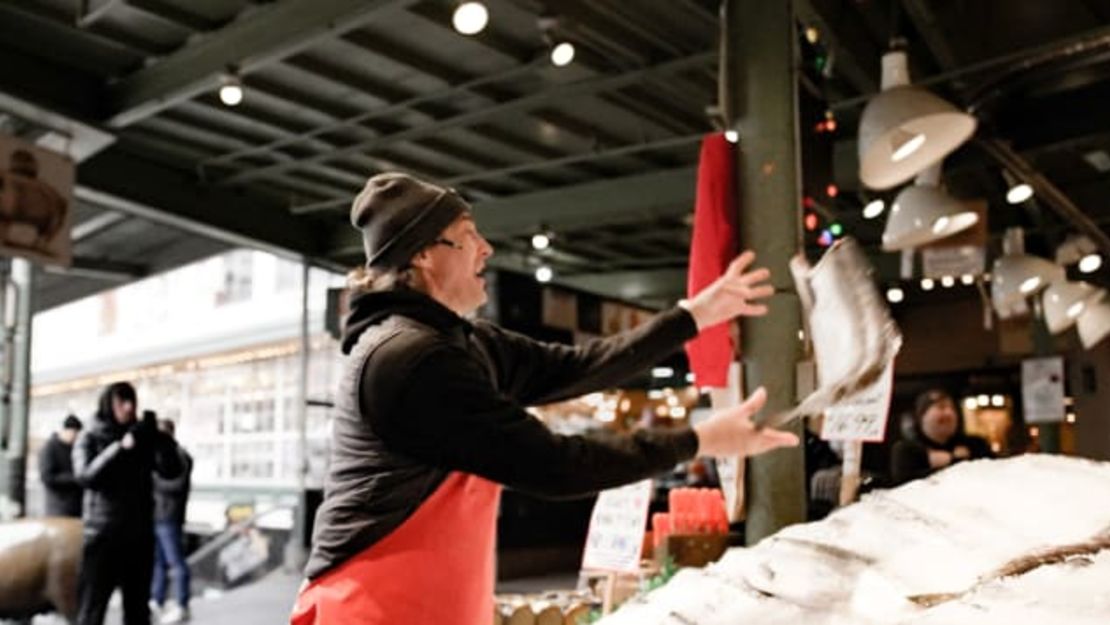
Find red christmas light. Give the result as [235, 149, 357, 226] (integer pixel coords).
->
[804, 212, 819, 232]
[826, 183, 839, 198]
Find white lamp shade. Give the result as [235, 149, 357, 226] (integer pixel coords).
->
[1077, 299, 1110, 349]
[991, 253, 1065, 314]
[859, 86, 977, 190]
[1042, 280, 1107, 334]
[881, 184, 979, 251]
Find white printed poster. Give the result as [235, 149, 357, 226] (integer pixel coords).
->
[581, 479, 652, 573]
[1022, 357, 1065, 424]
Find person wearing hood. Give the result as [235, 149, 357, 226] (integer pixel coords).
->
[39, 414, 84, 517]
[72, 382, 183, 625]
[290, 172, 799, 625]
[890, 389, 993, 486]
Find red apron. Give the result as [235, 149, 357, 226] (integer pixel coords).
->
[290, 472, 502, 625]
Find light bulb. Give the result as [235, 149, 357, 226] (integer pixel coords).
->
[941, 275, 955, 288]
[964, 397, 978, 411]
[531, 233, 551, 250]
[886, 287, 904, 303]
[891, 131, 925, 162]
[550, 41, 575, 66]
[991, 394, 1004, 407]
[1019, 276, 1042, 294]
[652, 367, 674, 379]
[961, 274, 975, 285]
[921, 278, 935, 291]
[1079, 253, 1102, 274]
[452, 2, 488, 35]
[863, 199, 885, 219]
[219, 80, 243, 106]
[932, 216, 950, 234]
[535, 265, 553, 283]
[1006, 183, 1034, 204]
[724, 129, 739, 143]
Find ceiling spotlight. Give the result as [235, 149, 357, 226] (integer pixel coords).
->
[921, 278, 935, 291]
[858, 51, 977, 190]
[992, 255, 1064, 315]
[1043, 280, 1106, 334]
[1006, 182, 1034, 205]
[550, 41, 575, 66]
[219, 73, 243, 107]
[941, 275, 955, 288]
[1079, 253, 1103, 274]
[724, 129, 739, 143]
[453, 2, 489, 35]
[534, 265, 553, 283]
[531, 232, 552, 251]
[961, 274, 975, 285]
[886, 287, 905, 303]
[863, 199, 885, 219]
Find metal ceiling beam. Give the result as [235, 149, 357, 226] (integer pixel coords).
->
[290, 134, 702, 214]
[325, 166, 697, 258]
[44, 256, 146, 282]
[794, 0, 878, 95]
[106, 0, 418, 128]
[978, 138, 1110, 257]
[76, 148, 334, 265]
[224, 52, 714, 184]
[71, 210, 127, 242]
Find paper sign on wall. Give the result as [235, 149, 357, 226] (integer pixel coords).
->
[821, 358, 895, 442]
[1022, 356, 1065, 424]
[581, 479, 652, 573]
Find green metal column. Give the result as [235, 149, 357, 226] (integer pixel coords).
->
[1, 258, 33, 519]
[723, 0, 807, 543]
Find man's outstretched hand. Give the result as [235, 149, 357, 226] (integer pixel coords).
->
[682, 251, 775, 331]
[693, 387, 799, 458]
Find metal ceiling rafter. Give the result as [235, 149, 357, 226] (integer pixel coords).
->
[326, 166, 697, 257]
[223, 51, 714, 185]
[289, 134, 702, 214]
[106, 0, 420, 128]
[122, 0, 227, 32]
[400, 5, 710, 158]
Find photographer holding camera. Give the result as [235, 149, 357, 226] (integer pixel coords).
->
[73, 382, 183, 625]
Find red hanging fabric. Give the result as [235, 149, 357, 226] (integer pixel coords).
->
[685, 133, 739, 388]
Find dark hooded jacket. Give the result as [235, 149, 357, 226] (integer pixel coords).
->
[72, 383, 183, 530]
[890, 407, 992, 486]
[305, 289, 700, 579]
[39, 432, 83, 517]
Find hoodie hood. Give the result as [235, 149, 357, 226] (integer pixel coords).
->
[341, 289, 470, 354]
[95, 381, 137, 429]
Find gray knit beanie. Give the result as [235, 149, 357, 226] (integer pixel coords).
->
[350, 172, 470, 269]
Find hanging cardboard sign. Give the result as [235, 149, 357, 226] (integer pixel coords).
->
[0, 134, 74, 267]
[820, 358, 895, 442]
[581, 479, 652, 573]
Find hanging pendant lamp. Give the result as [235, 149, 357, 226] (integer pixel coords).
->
[859, 51, 977, 190]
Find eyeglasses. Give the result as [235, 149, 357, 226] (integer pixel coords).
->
[433, 237, 464, 250]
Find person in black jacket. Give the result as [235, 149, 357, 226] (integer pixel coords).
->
[73, 382, 182, 625]
[39, 414, 83, 517]
[292, 172, 799, 624]
[890, 389, 993, 486]
[150, 418, 193, 624]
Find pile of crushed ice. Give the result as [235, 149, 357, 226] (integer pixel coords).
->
[601, 455, 1110, 625]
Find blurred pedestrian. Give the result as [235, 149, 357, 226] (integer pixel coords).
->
[39, 414, 83, 517]
[73, 383, 183, 625]
[150, 419, 193, 624]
